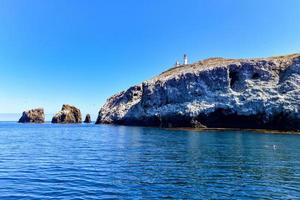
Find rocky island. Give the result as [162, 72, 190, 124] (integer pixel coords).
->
[52, 104, 82, 123]
[96, 54, 300, 131]
[84, 114, 91, 123]
[18, 108, 45, 123]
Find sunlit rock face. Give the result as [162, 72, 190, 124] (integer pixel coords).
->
[18, 108, 45, 123]
[52, 104, 82, 123]
[96, 54, 300, 131]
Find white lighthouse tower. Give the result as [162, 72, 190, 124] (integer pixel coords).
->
[183, 54, 188, 65]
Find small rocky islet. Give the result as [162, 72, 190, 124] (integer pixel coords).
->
[18, 108, 45, 123]
[18, 53, 300, 131]
[18, 104, 87, 124]
[52, 104, 82, 123]
[84, 114, 91, 123]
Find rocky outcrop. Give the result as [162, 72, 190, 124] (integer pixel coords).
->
[18, 108, 45, 123]
[84, 114, 91, 123]
[96, 54, 300, 131]
[52, 104, 82, 123]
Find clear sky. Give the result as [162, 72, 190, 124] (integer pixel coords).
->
[0, 0, 300, 119]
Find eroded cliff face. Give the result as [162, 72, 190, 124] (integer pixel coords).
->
[96, 54, 300, 131]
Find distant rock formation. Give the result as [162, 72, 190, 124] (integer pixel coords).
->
[18, 108, 45, 123]
[84, 114, 91, 123]
[52, 104, 82, 123]
[96, 53, 300, 131]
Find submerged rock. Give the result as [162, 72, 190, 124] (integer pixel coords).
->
[84, 114, 91, 123]
[18, 108, 45, 123]
[52, 104, 82, 123]
[96, 54, 300, 131]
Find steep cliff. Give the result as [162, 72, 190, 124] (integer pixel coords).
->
[96, 54, 300, 131]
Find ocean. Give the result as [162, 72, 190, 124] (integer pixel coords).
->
[0, 122, 299, 199]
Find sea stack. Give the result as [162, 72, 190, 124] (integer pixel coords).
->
[84, 114, 91, 123]
[18, 108, 45, 123]
[96, 53, 300, 131]
[52, 104, 82, 123]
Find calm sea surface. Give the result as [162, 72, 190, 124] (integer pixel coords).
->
[0, 122, 299, 199]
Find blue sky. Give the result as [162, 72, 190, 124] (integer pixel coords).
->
[0, 0, 300, 119]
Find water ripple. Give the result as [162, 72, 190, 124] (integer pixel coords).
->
[0, 122, 299, 199]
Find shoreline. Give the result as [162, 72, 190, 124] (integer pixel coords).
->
[95, 123, 300, 135]
[166, 127, 300, 135]
[1, 121, 299, 135]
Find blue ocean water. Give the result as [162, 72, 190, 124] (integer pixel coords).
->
[0, 122, 299, 199]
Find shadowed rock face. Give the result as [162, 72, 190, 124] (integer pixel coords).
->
[52, 104, 82, 123]
[18, 108, 45, 123]
[96, 54, 300, 131]
[84, 114, 91, 123]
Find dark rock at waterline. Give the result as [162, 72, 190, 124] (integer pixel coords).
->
[84, 114, 91, 123]
[190, 118, 207, 128]
[52, 104, 82, 123]
[18, 108, 45, 123]
[96, 54, 300, 131]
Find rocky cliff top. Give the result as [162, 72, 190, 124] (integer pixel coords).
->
[158, 53, 300, 81]
[96, 53, 300, 131]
